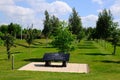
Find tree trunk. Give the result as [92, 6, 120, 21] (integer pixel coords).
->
[104, 40, 107, 49]
[15, 33, 16, 39]
[29, 44, 31, 54]
[46, 37, 48, 47]
[112, 45, 116, 55]
[7, 48, 10, 60]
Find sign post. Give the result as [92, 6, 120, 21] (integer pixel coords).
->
[12, 54, 14, 70]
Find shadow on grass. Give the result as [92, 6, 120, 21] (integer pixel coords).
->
[32, 41, 44, 46]
[78, 46, 97, 49]
[83, 53, 111, 56]
[42, 46, 54, 48]
[15, 43, 39, 48]
[11, 51, 22, 54]
[78, 42, 97, 49]
[23, 58, 43, 62]
[32, 41, 54, 48]
[78, 41, 97, 49]
[101, 60, 120, 64]
[0, 58, 7, 61]
[30, 46, 39, 48]
[15, 43, 28, 48]
[84, 40, 94, 44]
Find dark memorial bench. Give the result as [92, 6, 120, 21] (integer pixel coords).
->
[43, 53, 70, 67]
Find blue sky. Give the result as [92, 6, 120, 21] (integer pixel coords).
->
[0, 0, 120, 30]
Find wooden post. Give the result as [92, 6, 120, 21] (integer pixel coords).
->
[12, 54, 14, 70]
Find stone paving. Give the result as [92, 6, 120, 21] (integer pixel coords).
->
[18, 62, 89, 73]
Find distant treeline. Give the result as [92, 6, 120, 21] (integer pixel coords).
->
[0, 23, 41, 39]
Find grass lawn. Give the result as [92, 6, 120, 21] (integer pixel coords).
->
[0, 39, 120, 80]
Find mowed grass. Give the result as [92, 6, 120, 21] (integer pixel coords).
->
[0, 39, 120, 80]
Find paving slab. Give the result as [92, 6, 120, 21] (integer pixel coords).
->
[18, 62, 89, 73]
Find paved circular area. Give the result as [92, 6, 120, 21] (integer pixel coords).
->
[18, 62, 89, 73]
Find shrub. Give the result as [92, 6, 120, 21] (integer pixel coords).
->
[51, 28, 75, 53]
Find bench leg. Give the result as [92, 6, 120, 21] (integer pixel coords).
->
[62, 61, 66, 67]
[45, 61, 51, 66]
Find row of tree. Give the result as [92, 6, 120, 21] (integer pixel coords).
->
[0, 8, 120, 59]
[0, 23, 21, 39]
[42, 8, 84, 44]
[0, 23, 41, 39]
[42, 8, 85, 52]
[86, 9, 120, 55]
[0, 23, 41, 60]
[42, 8, 120, 55]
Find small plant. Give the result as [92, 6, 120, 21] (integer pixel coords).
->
[77, 30, 85, 42]
[111, 30, 120, 55]
[25, 25, 35, 55]
[0, 38, 3, 46]
[25, 25, 34, 48]
[0, 32, 4, 46]
[3, 33, 15, 60]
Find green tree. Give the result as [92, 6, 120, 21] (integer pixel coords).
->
[0, 32, 4, 46]
[111, 30, 120, 55]
[8, 23, 21, 38]
[85, 27, 93, 37]
[110, 22, 120, 55]
[25, 24, 34, 48]
[77, 30, 85, 42]
[0, 38, 3, 46]
[50, 15, 61, 37]
[42, 10, 52, 47]
[0, 24, 8, 34]
[42, 10, 52, 38]
[33, 29, 41, 39]
[3, 33, 15, 60]
[68, 8, 82, 35]
[96, 9, 113, 39]
[51, 28, 75, 53]
[86, 27, 98, 40]
[8, 23, 14, 35]
[14, 24, 21, 38]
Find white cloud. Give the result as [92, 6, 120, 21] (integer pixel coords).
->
[96, 0, 120, 20]
[97, 9, 103, 13]
[50, 1, 72, 16]
[0, 0, 72, 29]
[109, 0, 120, 28]
[0, 23, 9, 26]
[0, 6, 34, 17]
[110, 0, 120, 18]
[0, 0, 14, 5]
[29, 0, 72, 29]
[0, 0, 35, 28]
[81, 15, 98, 27]
[28, 0, 72, 16]
[92, 0, 103, 5]
[96, 0, 120, 18]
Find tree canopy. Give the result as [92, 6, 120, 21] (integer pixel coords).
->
[96, 9, 113, 39]
[42, 10, 52, 38]
[51, 28, 75, 53]
[50, 15, 61, 37]
[68, 8, 82, 35]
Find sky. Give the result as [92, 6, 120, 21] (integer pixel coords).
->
[0, 0, 120, 30]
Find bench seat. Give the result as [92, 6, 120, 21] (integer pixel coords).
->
[43, 53, 70, 67]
